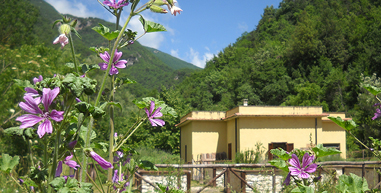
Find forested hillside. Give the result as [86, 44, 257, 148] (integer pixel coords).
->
[163, 0, 381, 151]
[0, 0, 196, 154]
[3, 0, 381, 154]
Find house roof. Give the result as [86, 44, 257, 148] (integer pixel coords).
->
[176, 106, 351, 127]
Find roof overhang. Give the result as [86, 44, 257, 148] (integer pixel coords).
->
[222, 113, 331, 121]
[175, 118, 223, 127]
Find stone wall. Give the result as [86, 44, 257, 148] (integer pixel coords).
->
[140, 174, 188, 193]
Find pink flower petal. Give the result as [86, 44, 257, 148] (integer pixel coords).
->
[289, 166, 301, 176]
[114, 60, 127, 69]
[113, 50, 122, 63]
[42, 87, 60, 111]
[304, 163, 317, 173]
[50, 110, 64, 122]
[299, 172, 310, 179]
[100, 51, 110, 63]
[149, 118, 165, 127]
[288, 154, 301, 169]
[109, 66, 119, 75]
[37, 119, 53, 138]
[152, 107, 163, 118]
[16, 114, 44, 128]
[98, 62, 108, 70]
[149, 101, 155, 115]
[19, 95, 43, 115]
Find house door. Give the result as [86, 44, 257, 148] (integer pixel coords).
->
[228, 143, 232, 160]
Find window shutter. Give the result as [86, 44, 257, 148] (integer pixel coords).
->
[286, 143, 294, 152]
[268, 143, 274, 160]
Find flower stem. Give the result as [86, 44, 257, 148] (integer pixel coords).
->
[68, 34, 79, 74]
[114, 118, 146, 152]
[49, 129, 61, 183]
[92, 159, 106, 193]
[73, 152, 103, 192]
[107, 76, 116, 181]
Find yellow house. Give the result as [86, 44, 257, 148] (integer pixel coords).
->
[176, 106, 348, 163]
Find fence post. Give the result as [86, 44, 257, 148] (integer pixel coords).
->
[272, 169, 276, 193]
[187, 171, 191, 193]
[241, 171, 246, 193]
[362, 164, 365, 178]
[177, 168, 181, 189]
[226, 167, 231, 193]
[213, 167, 216, 187]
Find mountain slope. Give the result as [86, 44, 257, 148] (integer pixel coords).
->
[28, 0, 197, 94]
[144, 46, 200, 70]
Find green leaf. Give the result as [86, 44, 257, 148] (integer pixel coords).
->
[92, 23, 120, 41]
[268, 159, 289, 172]
[132, 99, 148, 109]
[115, 77, 137, 87]
[65, 177, 78, 188]
[79, 182, 93, 192]
[138, 160, 158, 171]
[4, 127, 34, 139]
[100, 102, 123, 111]
[92, 107, 105, 119]
[270, 148, 292, 161]
[75, 102, 94, 114]
[14, 79, 33, 89]
[65, 63, 75, 68]
[52, 19, 62, 29]
[79, 126, 96, 143]
[336, 173, 370, 193]
[131, 0, 140, 11]
[0, 154, 20, 173]
[92, 142, 109, 153]
[50, 177, 66, 190]
[363, 84, 381, 96]
[312, 144, 341, 158]
[81, 64, 100, 74]
[139, 16, 166, 33]
[328, 116, 357, 131]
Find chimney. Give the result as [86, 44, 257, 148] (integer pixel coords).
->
[243, 99, 248, 106]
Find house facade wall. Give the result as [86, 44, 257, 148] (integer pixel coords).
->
[180, 122, 193, 163]
[239, 117, 318, 157]
[191, 121, 227, 161]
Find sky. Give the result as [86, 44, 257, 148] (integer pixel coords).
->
[45, 0, 283, 68]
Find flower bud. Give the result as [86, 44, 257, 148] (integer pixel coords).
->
[59, 24, 71, 35]
[90, 151, 113, 170]
[149, 5, 168, 13]
[166, 0, 174, 6]
[151, 0, 167, 6]
[67, 140, 77, 150]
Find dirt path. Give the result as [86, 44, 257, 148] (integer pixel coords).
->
[190, 186, 224, 193]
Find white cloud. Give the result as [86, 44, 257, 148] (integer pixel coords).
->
[238, 22, 248, 32]
[170, 49, 180, 58]
[45, 0, 98, 18]
[188, 48, 213, 68]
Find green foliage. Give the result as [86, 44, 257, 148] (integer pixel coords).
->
[92, 23, 120, 41]
[0, 154, 20, 174]
[328, 116, 357, 131]
[312, 144, 342, 158]
[139, 16, 167, 33]
[50, 177, 93, 193]
[336, 173, 370, 193]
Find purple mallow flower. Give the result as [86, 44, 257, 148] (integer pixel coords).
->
[112, 169, 129, 191]
[288, 153, 317, 179]
[145, 101, 165, 127]
[98, 49, 127, 75]
[372, 108, 381, 120]
[56, 154, 80, 177]
[33, 75, 43, 84]
[103, 0, 129, 9]
[53, 34, 69, 49]
[89, 151, 113, 170]
[19, 178, 24, 185]
[16, 87, 64, 138]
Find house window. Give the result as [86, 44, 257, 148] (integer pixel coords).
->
[323, 143, 340, 150]
[268, 142, 294, 160]
[185, 145, 187, 163]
